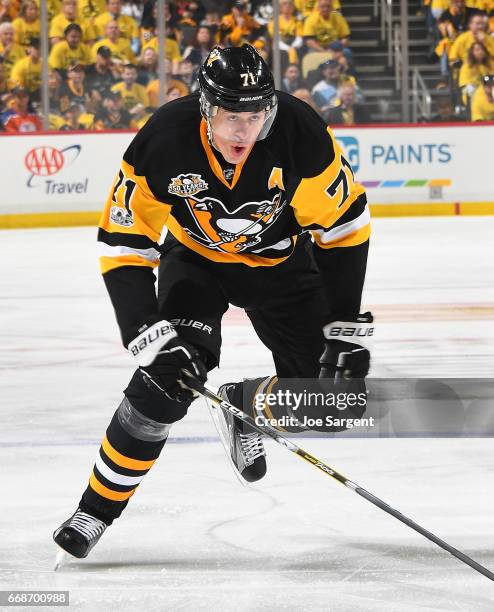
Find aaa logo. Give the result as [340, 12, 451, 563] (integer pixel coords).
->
[24, 145, 82, 187]
[25, 147, 64, 176]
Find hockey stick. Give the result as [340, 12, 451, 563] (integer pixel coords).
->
[184, 375, 494, 582]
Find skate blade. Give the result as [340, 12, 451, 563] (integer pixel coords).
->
[54, 549, 66, 571]
[205, 397, 249, 488]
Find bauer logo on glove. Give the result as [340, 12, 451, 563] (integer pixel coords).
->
[129, 321, 178, 366]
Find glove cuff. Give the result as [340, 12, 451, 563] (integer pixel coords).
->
[128, 319, 177, 366]
[323, 313, 374, 349]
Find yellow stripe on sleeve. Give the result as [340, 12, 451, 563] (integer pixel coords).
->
[99, 254, 159, 274]
[312, 222, 370, 249]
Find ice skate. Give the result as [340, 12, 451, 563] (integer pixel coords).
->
[216, 383, 267, 483]
[53, 508, 108, 559]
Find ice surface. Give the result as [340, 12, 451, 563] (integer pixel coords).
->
[1, 217, 494, 611]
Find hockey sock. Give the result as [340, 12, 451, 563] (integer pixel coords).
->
[80, 398, 171, 524]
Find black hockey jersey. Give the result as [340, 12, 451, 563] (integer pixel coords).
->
[98, 91, 370, 275]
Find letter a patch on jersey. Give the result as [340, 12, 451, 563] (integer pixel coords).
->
[268, 167, 285, 191]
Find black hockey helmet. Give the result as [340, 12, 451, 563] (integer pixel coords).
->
[198, 44, 277, 141]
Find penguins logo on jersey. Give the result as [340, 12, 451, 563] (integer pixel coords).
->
[168, 173, 209, 197]
[183, 191, 286, 253]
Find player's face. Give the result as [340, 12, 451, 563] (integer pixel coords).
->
[210, 108, 266, 164]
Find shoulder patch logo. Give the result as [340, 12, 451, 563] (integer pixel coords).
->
[110, 205, 134, 227]
[168, 173, 209, 198]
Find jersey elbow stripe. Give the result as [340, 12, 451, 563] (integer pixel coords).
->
[313, 205, 370, 247]
[100, 254, 159, 274]
[98, 228, 160, 251]
[314, 223, 370, 249]
[98, 241, 161, 262]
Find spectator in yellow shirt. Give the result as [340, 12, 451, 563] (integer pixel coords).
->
[94, 0, 139, 52]
[9, 35, 41, 94]
[141, 35, 182, 74]
[0, 22, 26, 82]
[33, 0, 61, 21]
[295, 0, 342, 16]
[430, 0, 450, 20]
[267, 0, 304, 64]
[91, 20, 136, 66]
[49, 0, 96, 46]
[49, 23, 92, 73]
[92, 89, 137, 129]
[0, 0, 21, 22]
[136, 47, 157, 85]
[471, 73, 494, 119]
[220, 0, 263, 47]
[48, 68, 70, 115]
[12, 0, 40, 48]
[295, 0, 318, 17]
[449, 11, 494, 64]
[78, 0, 105, 20]
[466, 0, 494, 10]
[0, 57, 8, 100]
[146, 58, 189, 109]
[459, 41, 494, 95]
[111, 63, 149, 109]
[303, 0, 350, 52]
[129, 102, 151, 129]
[60, 102, 88, 130]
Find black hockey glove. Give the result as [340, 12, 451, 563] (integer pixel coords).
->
[319, 312, 374, 380]
[128, 319, 207, 402]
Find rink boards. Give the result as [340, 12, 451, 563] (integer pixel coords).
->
[1, 123, 493, 228]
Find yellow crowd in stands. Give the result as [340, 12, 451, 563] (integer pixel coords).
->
[0, 0, 357, 131]
[431, 0, 494, 120]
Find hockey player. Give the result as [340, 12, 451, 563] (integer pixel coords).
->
[53, 44, 372, 559]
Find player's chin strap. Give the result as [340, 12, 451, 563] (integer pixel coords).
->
[182, 371, 494, 583]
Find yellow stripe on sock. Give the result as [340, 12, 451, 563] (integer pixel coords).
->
[89, 473, 136, 502]
[101, 436, 156, 471]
